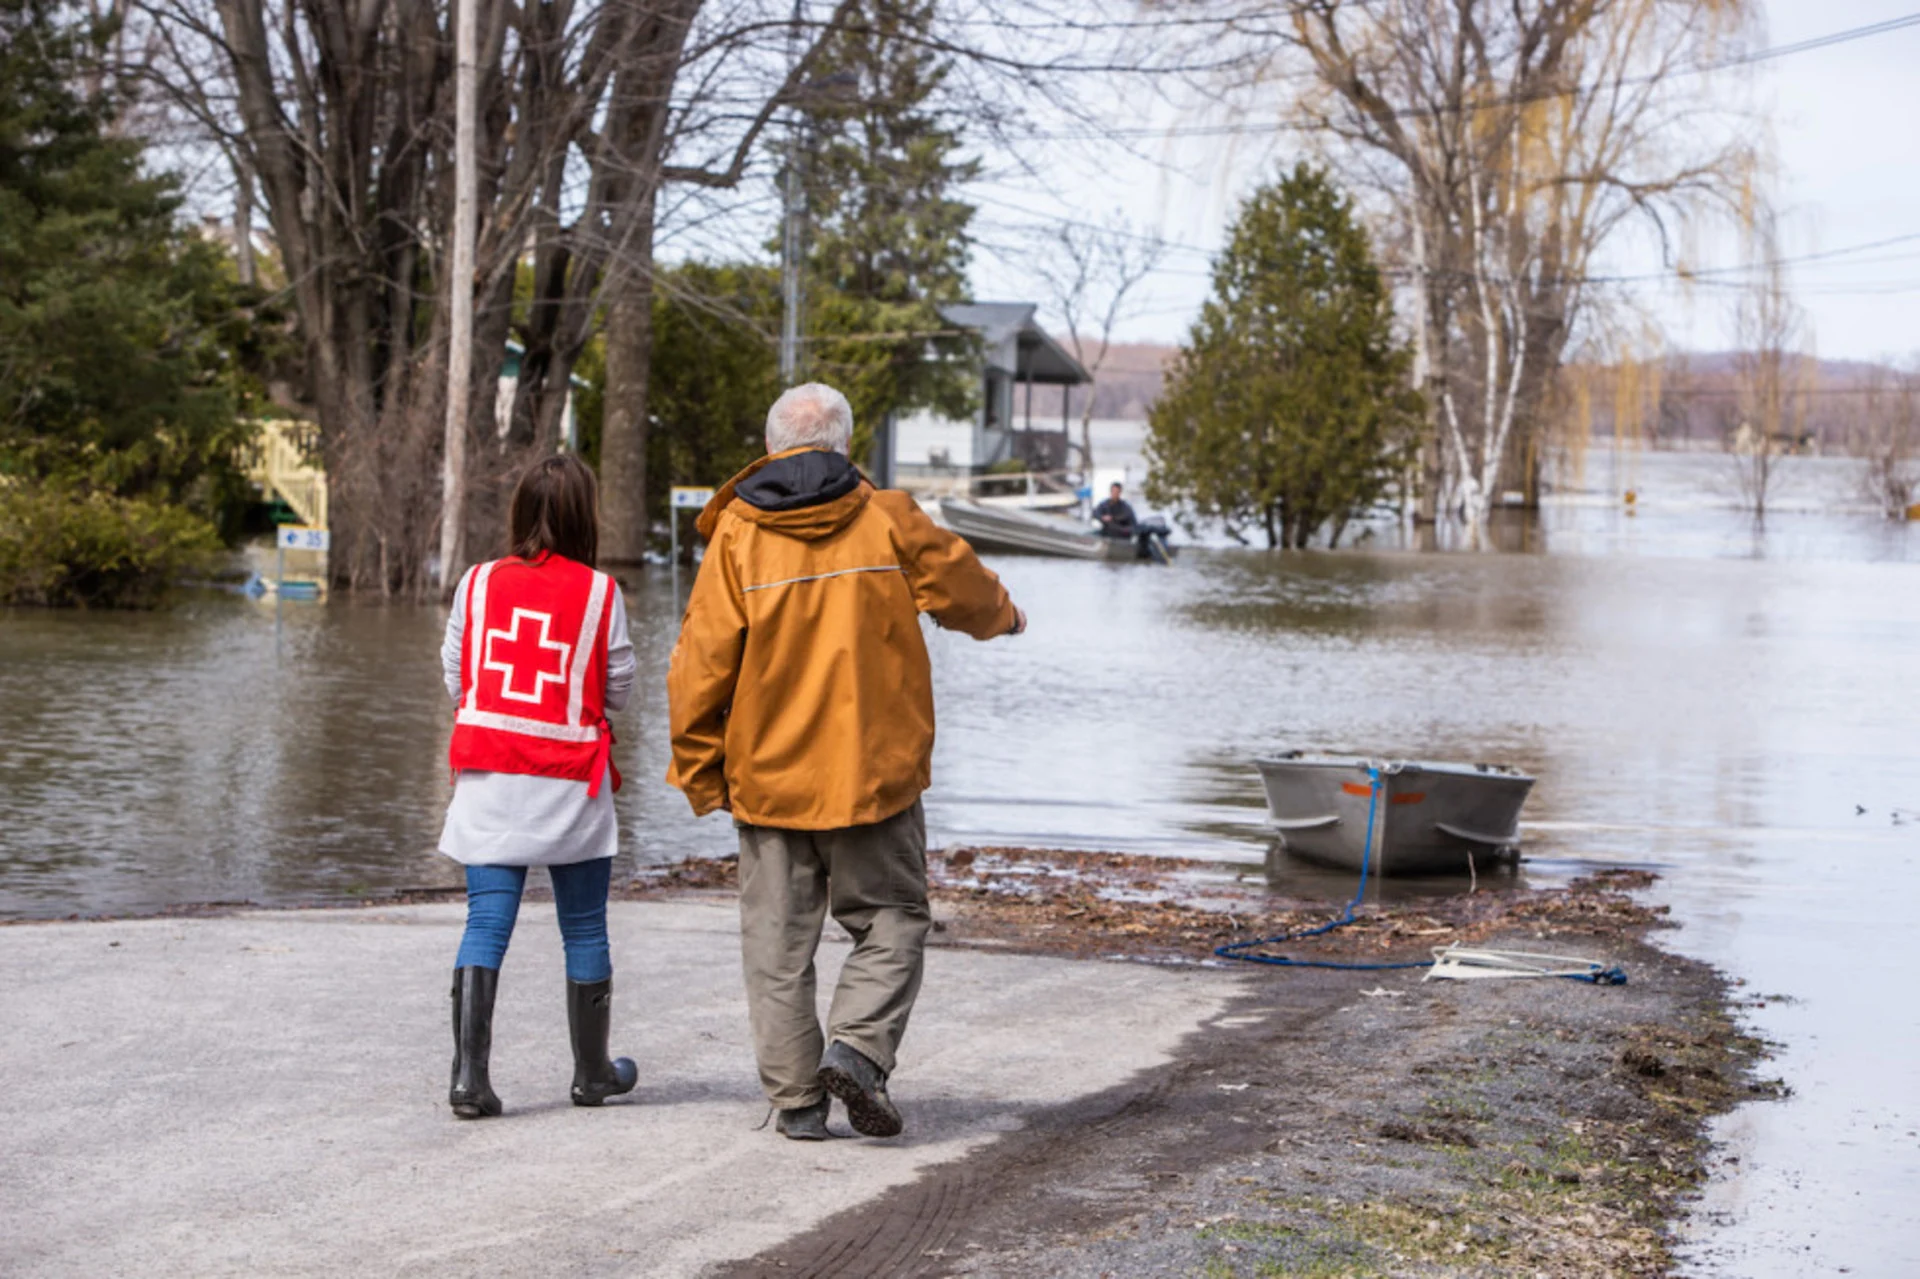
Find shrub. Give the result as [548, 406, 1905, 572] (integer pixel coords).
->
[0, 483, 221, 608]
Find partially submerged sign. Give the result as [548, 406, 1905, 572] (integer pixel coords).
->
[667, 487, 716, 615]
[272, 524, 329, 600]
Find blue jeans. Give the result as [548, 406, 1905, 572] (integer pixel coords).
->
[454, 859, 614, 983]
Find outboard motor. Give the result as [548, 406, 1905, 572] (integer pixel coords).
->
[1134, 516, 1174, 564]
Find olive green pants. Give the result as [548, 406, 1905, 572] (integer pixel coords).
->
[735, 800, 931, 1109]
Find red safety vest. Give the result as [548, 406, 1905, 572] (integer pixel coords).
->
[448, 553, 621, 796]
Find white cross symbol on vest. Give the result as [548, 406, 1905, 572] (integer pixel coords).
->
[482, 607, 572, 705]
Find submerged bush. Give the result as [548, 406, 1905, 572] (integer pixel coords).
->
[0, 484, 220, 608]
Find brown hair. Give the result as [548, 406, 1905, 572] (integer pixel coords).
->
[508, 454, 599, 566]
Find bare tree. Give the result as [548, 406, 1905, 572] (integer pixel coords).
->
[1031, 216, 1164, 480]
[130, 0, 856, 590]
[1855, 366, 1918, 520]
[1728, 211, 1808, 520]
[1189, 0, 1756, 539]
[124, 0, 1233, 587]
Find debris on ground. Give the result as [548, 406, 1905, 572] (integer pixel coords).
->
[623, 845, 1669, 968]
[647, 847, 1778, 1279]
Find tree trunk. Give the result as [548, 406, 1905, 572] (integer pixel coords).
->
[1411, 214, 1442, 523]
[232, 156, 255, 287]
[320, 341, 443, 596]
[455, 271, 524, 569]
[600, 211, 657, 566]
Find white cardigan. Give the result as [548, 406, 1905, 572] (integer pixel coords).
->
[436, 568, 637, 867]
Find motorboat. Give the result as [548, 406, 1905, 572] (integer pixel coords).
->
[1254, 752, 1534, 875]
[967, 490, 1083, 515]
[938, 497, 1173, 562]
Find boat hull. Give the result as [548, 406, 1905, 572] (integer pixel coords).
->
[938, 498, 1136, 560]
[1255, 754, 1533, 875]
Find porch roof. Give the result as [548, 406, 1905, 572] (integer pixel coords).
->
[939, 302, 1091, 386]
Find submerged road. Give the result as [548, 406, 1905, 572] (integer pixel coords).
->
[0, 900, 1226, 1277]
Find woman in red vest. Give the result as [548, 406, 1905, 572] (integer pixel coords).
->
[438, 454, 637, 1118]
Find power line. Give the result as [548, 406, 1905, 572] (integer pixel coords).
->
[976, 184, 1920, 294]
[1011, 10, 1920, 144]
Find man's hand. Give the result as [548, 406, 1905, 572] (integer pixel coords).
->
[1006, 607, 1027, 637]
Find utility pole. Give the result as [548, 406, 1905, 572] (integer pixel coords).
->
[437, 0, 478, 588]
[779, 145, 806, 385]
[778, 0, 805, 386]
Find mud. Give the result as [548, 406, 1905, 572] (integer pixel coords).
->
[651, 849, 1774, 1279]
[629, 847, 1670, 969]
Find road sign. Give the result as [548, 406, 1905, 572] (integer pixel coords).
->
[667, 488, 714, 616]
[277, 525, 331, 552]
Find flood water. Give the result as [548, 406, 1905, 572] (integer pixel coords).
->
[2, 449, 1917, 1274]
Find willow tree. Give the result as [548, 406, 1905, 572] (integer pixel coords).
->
[1202, 0, 1759, 536]
[1146, 165, 1420, 549]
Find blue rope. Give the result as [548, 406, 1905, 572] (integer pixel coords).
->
[1214, 765, 1625, 984]
[1215, 766, 1432, 971]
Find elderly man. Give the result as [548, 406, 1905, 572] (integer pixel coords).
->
[667, 383, 1024, 1141]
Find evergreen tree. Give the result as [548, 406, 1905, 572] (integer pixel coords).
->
[0, 0, 263, 507]
[0, 0, 274, 603]
[1146, 164, 1421, 549]
[797, 0, 978, 456]
[647, 264, 786, 512]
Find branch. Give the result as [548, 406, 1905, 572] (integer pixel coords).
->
[659, 0, 861, 189]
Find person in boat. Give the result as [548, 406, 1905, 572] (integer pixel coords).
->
[667, 383, 1025, 1142]
[1093, 481, 1138, 538]
[438, 454, 638, 1119]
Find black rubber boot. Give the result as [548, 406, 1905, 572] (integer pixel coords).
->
[818, 1040, 903, 1138]
[776, 1097, 831, 1141]
[567, 978, 638, 1107]
[449, 966, 503, 1119]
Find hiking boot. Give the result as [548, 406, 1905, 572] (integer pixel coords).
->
[817, 1041, 903, 1138]
[775, 1096, 831, 1141]
[449, 966, 503, 1119]
[567, 977, 639, 1107]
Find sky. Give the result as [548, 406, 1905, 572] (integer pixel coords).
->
[965, 1, 1920, 364]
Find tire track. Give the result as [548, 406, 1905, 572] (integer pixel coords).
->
[718, 982, 1352, 1279]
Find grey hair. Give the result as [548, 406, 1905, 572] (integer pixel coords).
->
[765, 383, 855, 455]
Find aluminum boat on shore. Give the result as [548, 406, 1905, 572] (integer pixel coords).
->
[1255, 752, 1534, 875]
[938, 497, 1172, 562]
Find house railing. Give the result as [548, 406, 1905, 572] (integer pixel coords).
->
[241, 418, 328, 529]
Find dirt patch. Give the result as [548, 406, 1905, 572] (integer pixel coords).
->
[660, 848, 1774, 1279]
[626, 846, 1669, 969]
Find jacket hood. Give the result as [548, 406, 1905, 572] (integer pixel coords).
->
[697, 447, 871, 543]
[738, 447, 862, 511]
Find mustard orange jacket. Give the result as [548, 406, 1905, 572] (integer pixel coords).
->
[665, 448, 1018, 830]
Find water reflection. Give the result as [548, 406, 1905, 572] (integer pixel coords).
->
[3, 485, 1914, 919]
